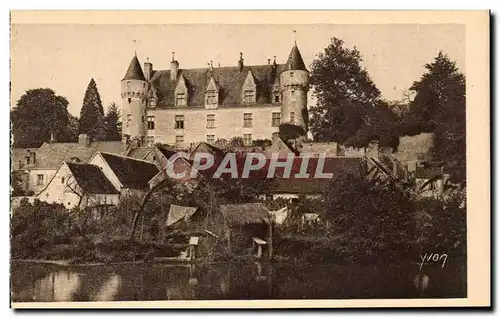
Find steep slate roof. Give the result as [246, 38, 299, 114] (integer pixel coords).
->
[99, 152, 159, 189]
[34, 141, 125, 169]
[149, 64, 285, 108]
[123, 55, 146, 81]
[127, 147, 153, 160]
[66, 163, 119, 194]
[220, 203, 270, 226]
[282, 44, 307, 72]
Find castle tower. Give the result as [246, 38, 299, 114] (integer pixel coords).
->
[121, 54, 149, 143]
[280, 42, 309, 132]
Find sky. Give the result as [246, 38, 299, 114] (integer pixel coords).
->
[10, 23, 465, 117]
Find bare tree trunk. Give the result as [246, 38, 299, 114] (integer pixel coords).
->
[128, 177, 170, 241]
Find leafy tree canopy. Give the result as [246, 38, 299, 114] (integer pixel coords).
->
[11, 88, 72, 148]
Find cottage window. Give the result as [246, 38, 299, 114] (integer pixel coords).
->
[36, 174, 44, 186]
[244, 90, 255, 103]
[61, 177, 65, 184]
[206, 134, 216, 144]
[175, 115, 185, 129]
[147, 116, 155, 130]
[243, 134, 252, 146]
[176, 93, 187, 106]
[243, 113, 253, 127]
[272, 112, 281, 127]
[206, 114, 215, 128]
[175, 135, 184, 147]
[206, 90, 218, 105]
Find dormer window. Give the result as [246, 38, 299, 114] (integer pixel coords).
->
[149, 97, 156, 107]
[206, 90, 218, 105]
[244, 90, 255, 104]
[176, 93, 186, 106]
[274, 93, 281, 103]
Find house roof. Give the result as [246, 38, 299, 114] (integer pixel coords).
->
[220, 203, 270, 226]
[271, 157, 363, 194]
[66, 163, 119, 194]
[123, 55, 146, 81]
[33, 141, 125, 169]
[149, 63, 285, 108]
[296, 142, 340, 157]
[127, 147, 153, 160]
[99, 152, 159, 189]
[282, 44, 307, 72]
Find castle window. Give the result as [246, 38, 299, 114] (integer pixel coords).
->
[206, 114, 215, 128]
[243, 133, 252, 146]
[244, 90, 255, 104]
[126, 114, 132, 127]
[127, 81, 131, 88]
[146, 136, 155, 146]
[206, 90, 218, 105]
[175, 135, 184, 147]
[147, 116, 155, 130]
[176, 93, 187, 106]
[243, 113, 253, 127]
[128, 98, 131, 104]
[175, 115, 185, 129]
[206, 134, 216, 144]
[36, 174, 44, 186]
[290, 112, 295, 124]
[149, 97, 156, 107]
[272, 112, 281, 127]
[274, 94, 280, 103]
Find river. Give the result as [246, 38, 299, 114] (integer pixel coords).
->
[11, 261, 466, 302]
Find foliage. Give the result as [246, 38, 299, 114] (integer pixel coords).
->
[323, 174, 415, 262]
[66, 114, 80, 142]
[103, 102, 122, 141]
[309, 37, 381, 145]
[252, 139, 272, 149]
[78, 78, 105, 140]
[228, 136, 244, 147]
[278, 124, 306, 142]
[401, 52, 466, 185]
[11, 88, 72, 147]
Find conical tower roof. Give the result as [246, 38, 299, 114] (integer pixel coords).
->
[282, 44, 307, 72]
[122, 55, 146, 81]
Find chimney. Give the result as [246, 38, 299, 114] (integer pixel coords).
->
[170, 52, 179, 81]
[78, 134, 91, 147]
[144, 57, 153, 81]
[238, 52, 244, 72]
[267, 58, 271, 65]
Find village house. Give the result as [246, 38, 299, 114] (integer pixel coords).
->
[88, 151, 160, 197]
[11, 147, 39, 196]
[37, 162, 119, 209]
[22, 134, 126, 195]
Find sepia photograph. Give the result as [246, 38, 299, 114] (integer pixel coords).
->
[8, 10, 490, 308]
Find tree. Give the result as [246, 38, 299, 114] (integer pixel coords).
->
[11, 88, 71, 148]
[401, 52, 466, 185]
[66, 114, 80, 142]
[103, 102, 122, 141]
[78, 78, 104, 139]
[279, 124, 306, 142]
[309, 37, 381, 145]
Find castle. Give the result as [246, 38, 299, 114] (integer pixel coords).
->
[120, 42, 309, 148]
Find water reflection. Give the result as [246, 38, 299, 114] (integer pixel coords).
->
[11, 262, 465, 302]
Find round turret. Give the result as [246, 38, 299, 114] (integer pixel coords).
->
[121, 55, 149, 142]
[280, 44, 309, 131]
